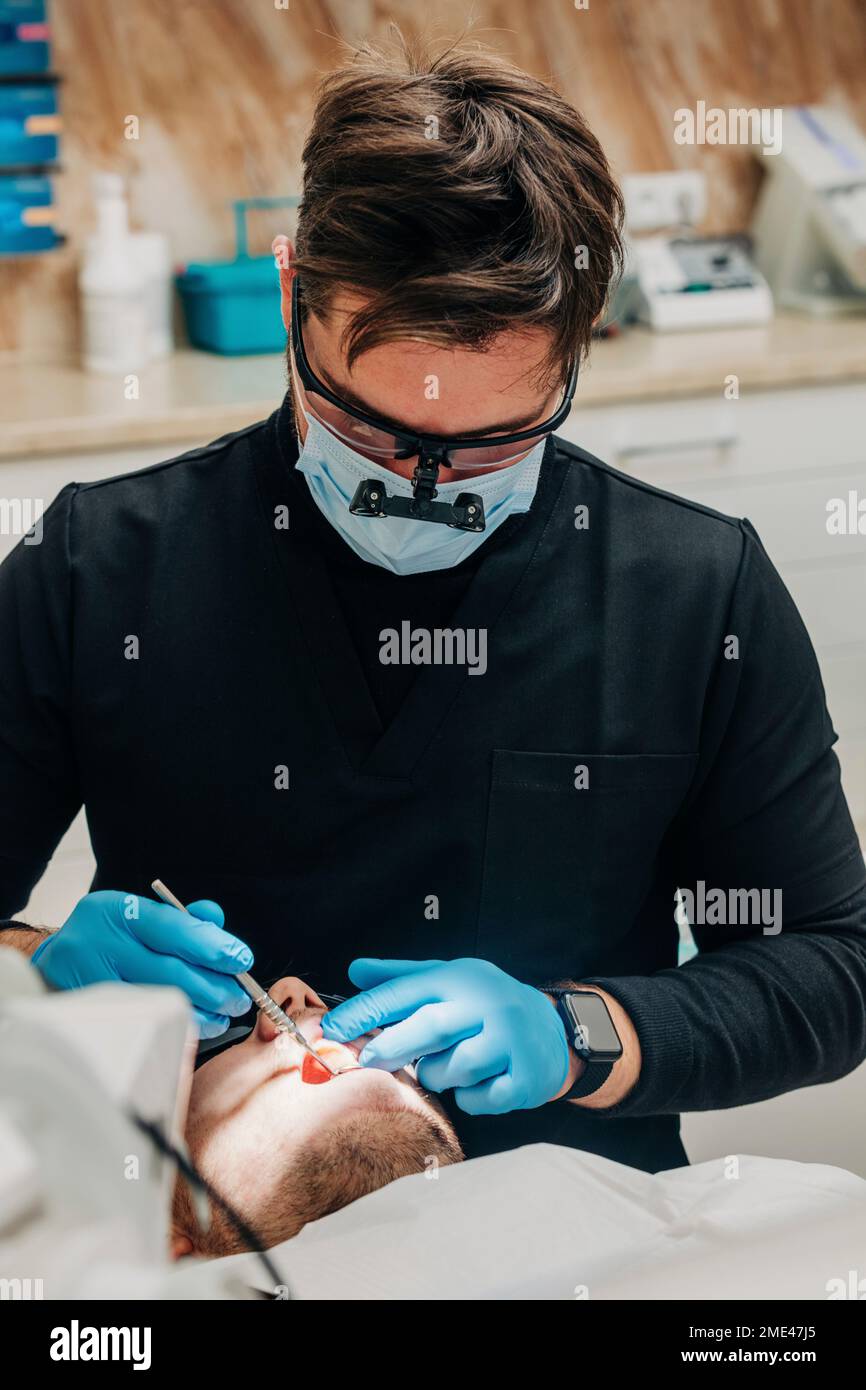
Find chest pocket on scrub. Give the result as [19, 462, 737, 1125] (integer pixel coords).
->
[476, 750, 698, 980]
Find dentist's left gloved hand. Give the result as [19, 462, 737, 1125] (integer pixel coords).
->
[321, 957, 571, 1115]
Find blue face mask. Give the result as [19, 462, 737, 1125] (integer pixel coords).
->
[296, 409, 547, 575]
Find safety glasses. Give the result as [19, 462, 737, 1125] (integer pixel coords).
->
[290, 277, 577, 469]
[290, 277, 577, 530]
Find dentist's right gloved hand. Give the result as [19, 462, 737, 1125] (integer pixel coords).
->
[30, 890, 254, 1038]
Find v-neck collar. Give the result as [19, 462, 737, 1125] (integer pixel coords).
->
[256, 397, 566, 781]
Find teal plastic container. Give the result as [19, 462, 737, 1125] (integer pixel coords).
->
[176, 196, 300, 355]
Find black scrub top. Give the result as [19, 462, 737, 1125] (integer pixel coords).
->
[2, 395, 865, 1174]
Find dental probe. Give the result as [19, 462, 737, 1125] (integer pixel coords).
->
[150, 878, 341, 1077]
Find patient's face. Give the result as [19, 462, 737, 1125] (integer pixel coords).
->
[174, 977, 462, 1257]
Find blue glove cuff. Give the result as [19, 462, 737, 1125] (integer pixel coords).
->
[30, 936, 50, 966]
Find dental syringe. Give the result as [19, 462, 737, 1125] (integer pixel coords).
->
[151, 878, 341, 1077]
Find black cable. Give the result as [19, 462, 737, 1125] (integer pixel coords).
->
[129, 1110, 289, 1297]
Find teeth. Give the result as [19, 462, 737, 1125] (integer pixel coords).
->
[315, 1040, 359, 1068]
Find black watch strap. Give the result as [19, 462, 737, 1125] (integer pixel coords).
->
[562, 1057, 615, 1099]
[549, 987, 619, 1101]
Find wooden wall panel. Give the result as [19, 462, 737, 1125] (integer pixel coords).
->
[1, 0, 865, 362]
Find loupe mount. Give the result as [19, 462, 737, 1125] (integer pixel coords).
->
[349, 446, 485, 532]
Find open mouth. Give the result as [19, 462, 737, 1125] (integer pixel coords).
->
[301, 1036, 364, 1084]
[268, 1024, 373, 1085]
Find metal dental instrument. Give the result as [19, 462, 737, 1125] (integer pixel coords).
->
[151, 878, 342, 1077]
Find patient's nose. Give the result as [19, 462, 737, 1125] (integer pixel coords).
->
[256, 976, 325, 1042]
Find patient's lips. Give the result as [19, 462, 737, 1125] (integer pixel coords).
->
[300, 1034, 368, 1083]
[281, 1015, 371, 1084]
[301, 1052, 333, 1085]
[258, 983, 379, 1083]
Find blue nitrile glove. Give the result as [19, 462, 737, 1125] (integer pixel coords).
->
[30, 890, 254, 1038]
[321, 957, 571, 1115]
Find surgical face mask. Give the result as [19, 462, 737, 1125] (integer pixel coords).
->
[295, 408, 547, 575]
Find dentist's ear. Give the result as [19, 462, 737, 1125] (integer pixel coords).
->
[273, 235, 297, 332]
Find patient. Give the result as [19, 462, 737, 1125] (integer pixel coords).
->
[171, 976, 463, 1257]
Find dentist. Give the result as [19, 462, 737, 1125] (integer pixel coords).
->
[2, 37, 865, 1173]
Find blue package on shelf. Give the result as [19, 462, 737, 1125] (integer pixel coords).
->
[0, 170, 58, 252]
[0, 1, 50, 75]
[177, 196, 300, 355]
[0, 73, 59, 165]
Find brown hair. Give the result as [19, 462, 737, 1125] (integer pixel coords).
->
[293, 32, 624, 388]
[178, 1107, 463, 1258]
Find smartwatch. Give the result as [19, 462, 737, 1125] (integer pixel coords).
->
[549, 989, 623, 1100]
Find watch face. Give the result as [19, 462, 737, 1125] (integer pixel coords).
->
[564, 993, 622, 1059]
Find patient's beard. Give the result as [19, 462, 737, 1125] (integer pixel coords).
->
[174, 1093, 462, 1259]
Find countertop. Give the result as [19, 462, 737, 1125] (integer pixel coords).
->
[1, 311, 864, 460]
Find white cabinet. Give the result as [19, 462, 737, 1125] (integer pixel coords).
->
[560, 380, 866, 838]
[566, 381, 866, 482]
